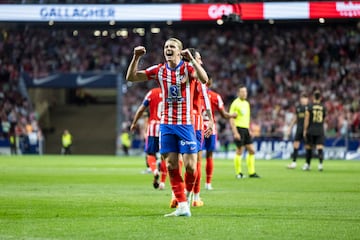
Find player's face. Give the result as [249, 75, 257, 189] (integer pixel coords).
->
[238, 87, 247, 100]
[164, 40, 181, 63]
[300, 97, 308, 105]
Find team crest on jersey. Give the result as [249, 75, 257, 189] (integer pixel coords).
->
[179, 74, 189, 84]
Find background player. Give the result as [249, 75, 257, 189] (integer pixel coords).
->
[303, 90, 326, 171]
[287, 93, 309, 169]
[126, 38, 208, 217]
[130, 87, 167, 189]
[186, 48, 213, 207]
[229, 85, 260, 179]
[202, 76, 237, 190]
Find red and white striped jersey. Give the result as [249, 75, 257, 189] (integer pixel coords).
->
[145, 61, 196, 125]
[203, 89, 225, 134]
[142, 88, 162, 137]
[193, 81, 211, 131]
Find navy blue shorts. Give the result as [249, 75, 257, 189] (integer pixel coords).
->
[144, 136, 159, 154]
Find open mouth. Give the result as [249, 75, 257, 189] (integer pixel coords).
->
[166, 50, 173, 56]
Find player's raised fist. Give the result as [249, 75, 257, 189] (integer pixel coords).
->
[134, 46, 146, 57]
[180, 49, 194, 62]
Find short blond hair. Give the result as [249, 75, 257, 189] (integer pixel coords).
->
[166, 37, 183, 50]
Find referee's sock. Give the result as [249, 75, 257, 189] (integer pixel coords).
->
[234, 154, 242, 175]
[246, 154, 255, 175]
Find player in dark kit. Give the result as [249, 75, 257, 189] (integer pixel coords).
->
[302, 90, 326, 171]
[287, 93, 309, 169]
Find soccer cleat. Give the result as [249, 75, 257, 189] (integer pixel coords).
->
[287, 162, 297, 169]
[302, 164, 310, 171]
[164, 205, 191, 217]
[153, 170, 160, 189]
[141, 168, 152, 174]
[318, 164, 323, 171]
[205, 183, 213, 190]
[192, 200, 204, 207]
[249, 173, 261, 178]
[159, 182, 165, 190]
[169, 199, 178, 208]
[236, 173, 245, 179]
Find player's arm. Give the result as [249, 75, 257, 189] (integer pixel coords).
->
[229, 103, 240, 140]
[201, 84, 214, 138]
[181, 49, 208, 84]
[203, 109, 214, 138]
[303, 110, 310, 138]
[126, 46, 148, 82]
[219, 108, 237, 119]
[287, 114, 297, 136]
[130, 104, 147, 132]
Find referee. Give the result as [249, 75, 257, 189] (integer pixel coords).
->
[229, 85, 260, 179]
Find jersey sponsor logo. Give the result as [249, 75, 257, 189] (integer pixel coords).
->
[76, 75, 103, 86]
[33, 74, 59, 85]
[166, 85, 184, 102]
[180, 140, 196, 146]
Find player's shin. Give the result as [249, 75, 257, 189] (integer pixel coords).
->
[168, 168, 187, 203]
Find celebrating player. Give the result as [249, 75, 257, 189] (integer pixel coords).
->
[126, 38, 208, 217]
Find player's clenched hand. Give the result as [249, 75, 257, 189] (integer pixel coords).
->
[204, 122, 214, 138]
[180, 49, 194, 62]
[133, 46, 146, 57]
[130, 123, 136, 132]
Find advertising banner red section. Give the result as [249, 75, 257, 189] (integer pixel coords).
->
[240, 3, 264, 20]
[310, 1, 360, 18]
[181, 3, 264, 21]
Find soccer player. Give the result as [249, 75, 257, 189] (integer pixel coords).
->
[229, 85, 260, 179]
[186, 48, 213, 207]
[126, 38, 208, 217]
[130, 87, 167, 189]
[287, 93, 309, 169]
[202, 76, 237, 190]
[303, 90, 326, 171]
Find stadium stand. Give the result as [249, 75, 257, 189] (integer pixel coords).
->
[0, 13, 359, 154]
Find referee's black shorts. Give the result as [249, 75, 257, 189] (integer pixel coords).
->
[234, 127, 253, 148]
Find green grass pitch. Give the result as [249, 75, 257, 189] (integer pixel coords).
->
[0, 155, 359, 240]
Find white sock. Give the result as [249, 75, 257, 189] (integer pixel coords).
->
[178, 201, 188, 208]
[193, 193, 200, 201]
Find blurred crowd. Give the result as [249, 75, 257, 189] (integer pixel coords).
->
[0, 59, 42, 154]
[0, 21, 359, 151]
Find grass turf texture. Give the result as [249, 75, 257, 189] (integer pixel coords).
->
[0, 155, 359, 240]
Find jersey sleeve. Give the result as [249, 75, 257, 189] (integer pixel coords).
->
[145, 64, 161, 81]
[201, 84, 212, 111]
[216, 93, 225, 111]
[142, 90, 152, 107]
